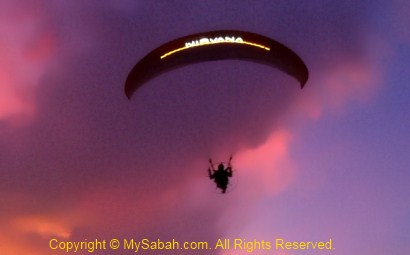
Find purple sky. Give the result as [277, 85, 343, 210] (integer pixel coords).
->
[1, 1, 409, 255]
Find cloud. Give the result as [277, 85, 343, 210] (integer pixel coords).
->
[235, 130, 296, 197]
[13, 215, 71, 239]
[0, 214, 71, 255]
[292, 57, 383, 121]
[0, 2, 56, 124]
[0, 1, 397, 255]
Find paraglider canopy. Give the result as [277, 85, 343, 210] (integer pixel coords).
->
[125, 30, 309, 98]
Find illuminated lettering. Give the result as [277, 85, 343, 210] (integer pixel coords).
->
[161, 35, 269, 59]
[185, 36, 244, 47]
[199, 38, 210, 44]
[225, 36, 235, 42]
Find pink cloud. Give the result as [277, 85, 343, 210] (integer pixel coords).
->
[235, 130, 296, 197]
[12, 215, 71, 239]
[216, 25, 388, 245]
[211, 130, 297, 239]
[23, 31, 56, 62]
[290, 57, 383, 122]
[0, 212, 73, 255]
[321, 60, 381, 110]
[0, 3, 56, 124]
[0, 68, 31, 119]
[0, 2, 398, 255]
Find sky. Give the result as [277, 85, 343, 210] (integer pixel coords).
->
[0, 1, 409, 255]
